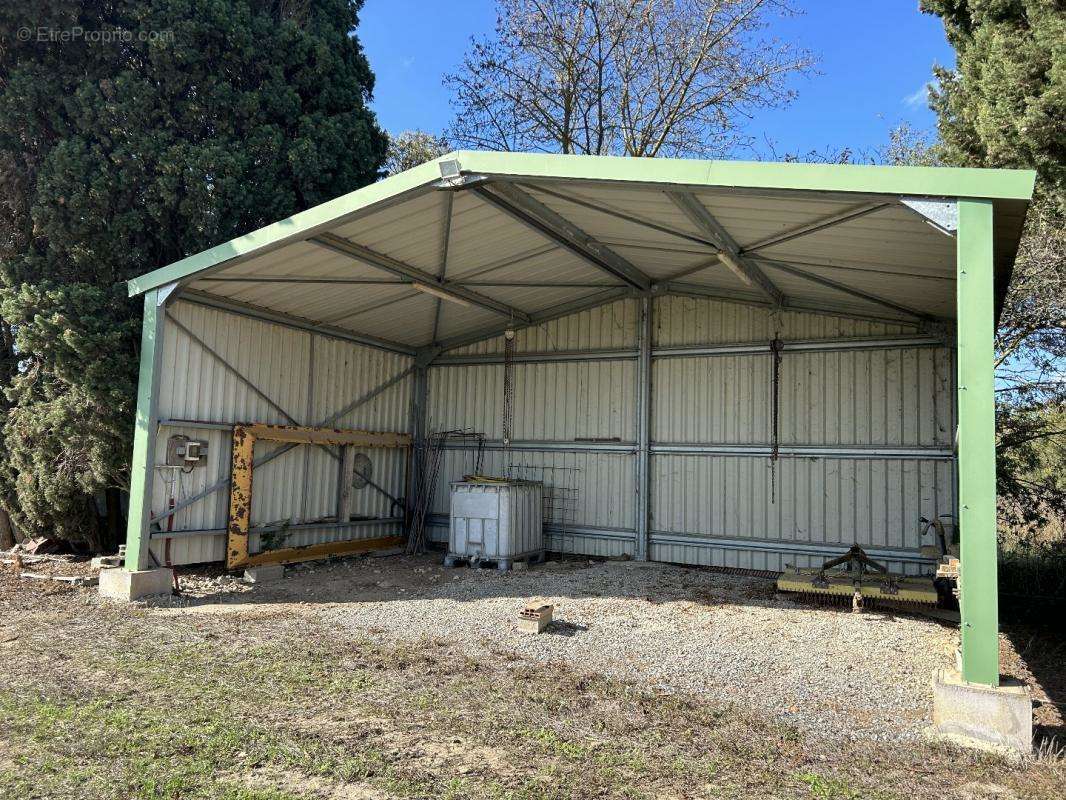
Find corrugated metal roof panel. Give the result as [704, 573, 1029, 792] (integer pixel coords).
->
[445, 191, 574, 280]
[341, 292, 440, 346]
[328, 189, 448, 272]
[450, 245, 611, 287]
[172, 168, 995, 349]
[445, 297, 639, 355]
[471, 285, 614, 317]
[759, 262, 952, 320]
[434, 300, 511, 342]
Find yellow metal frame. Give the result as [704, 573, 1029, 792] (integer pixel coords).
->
[777, 568, 938, 605]
[226, 423, 411, 569]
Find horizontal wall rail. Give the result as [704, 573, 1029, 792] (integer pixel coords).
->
[652, 444, 954, 459]
[434, 335, 947, 365]
[438, 440, 953, 459]
[649, 533, 936, 565]
[151, 517, 403, 540]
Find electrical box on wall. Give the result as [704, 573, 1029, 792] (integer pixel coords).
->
[165, 434, 209, 468]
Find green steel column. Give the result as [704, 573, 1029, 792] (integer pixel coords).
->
[956, 199, 999, 686]
[124, 289, 166, 571]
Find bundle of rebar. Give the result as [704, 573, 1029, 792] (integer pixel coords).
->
[406, 429, 484, 554]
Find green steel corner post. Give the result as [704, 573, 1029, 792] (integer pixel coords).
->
[124, 289, 166, 571]
[956, 199, 999, 686]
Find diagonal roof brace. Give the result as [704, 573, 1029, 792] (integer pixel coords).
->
[666, 191, 786, 306]
[310, 232, 532, 323]
[471, 183, 652, 291]
[753, 257, 936, 321]
[740, 201, 892, 254]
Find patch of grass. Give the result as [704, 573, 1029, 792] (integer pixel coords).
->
[3, 601, 1065, 800]
[796, 771, 862, 800]
[514, 726, 593, 761]
[0, 690, 381, 800]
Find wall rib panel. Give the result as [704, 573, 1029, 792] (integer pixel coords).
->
[150, 300, 412, 565]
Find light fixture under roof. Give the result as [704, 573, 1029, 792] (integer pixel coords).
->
[438, 159, 462, 181]
[411, 281, 472, 307]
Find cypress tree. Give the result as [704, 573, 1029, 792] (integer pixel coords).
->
[0, 1, 387, 549]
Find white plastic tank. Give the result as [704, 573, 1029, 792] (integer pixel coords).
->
[447, 478, 544, 568]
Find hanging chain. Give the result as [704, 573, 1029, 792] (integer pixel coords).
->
[502, 328, 515, 470]
[769, 335, 784, 504]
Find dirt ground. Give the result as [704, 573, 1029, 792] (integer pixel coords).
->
[0, 551, 1063, 800]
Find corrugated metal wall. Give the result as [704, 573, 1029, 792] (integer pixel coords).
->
[431, 295, 955, 573]
[150, 293, 956, 574]
[148, 300, 413, 566]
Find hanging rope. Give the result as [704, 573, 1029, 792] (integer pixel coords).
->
[769, 336, 784, 504]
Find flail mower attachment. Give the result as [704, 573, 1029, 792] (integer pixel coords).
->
[776, 544, 939, 612]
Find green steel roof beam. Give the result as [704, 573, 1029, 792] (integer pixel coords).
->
[127, 156, 449, 297]
[453, 151, 1037, 200]
[667, 191, 785, 305]
[470, 183, 652, 291]
[310, 232, 533, 324]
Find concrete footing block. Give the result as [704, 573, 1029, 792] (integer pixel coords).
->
[930, 668, 1032, 756]
[98, 567, 174, 601]
[243, 564, 285, 583]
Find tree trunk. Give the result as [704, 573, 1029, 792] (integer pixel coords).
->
[0, 505, 14, 550]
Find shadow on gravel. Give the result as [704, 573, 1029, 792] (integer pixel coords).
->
[546, 621, 588, 637]
[1001, 619, 1066, 748]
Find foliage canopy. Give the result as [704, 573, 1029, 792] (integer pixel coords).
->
[0, 0, 387, 546]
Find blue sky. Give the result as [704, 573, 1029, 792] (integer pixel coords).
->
[358, 0, 955, 158]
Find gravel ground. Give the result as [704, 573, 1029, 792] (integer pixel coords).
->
[260, 553, 962, 743]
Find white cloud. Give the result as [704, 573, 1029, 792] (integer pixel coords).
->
[902, 84, 930, 108]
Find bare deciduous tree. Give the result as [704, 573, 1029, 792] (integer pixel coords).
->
[384, 130, 451, 175]
[445, 0, 813, 157]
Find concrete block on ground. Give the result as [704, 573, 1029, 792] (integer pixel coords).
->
[98, 567, 173, 601]
[91, 555, 123, 569]
[243, 564, 285, 583]
[518, 603, 553, 634]
[930, 668, 1032, 756]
